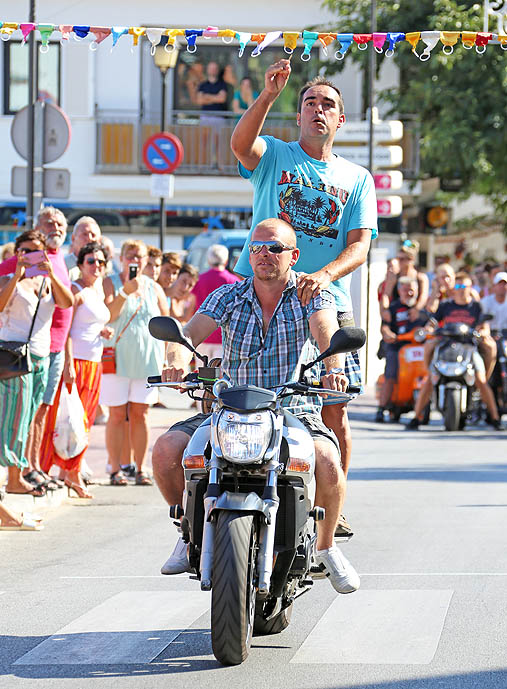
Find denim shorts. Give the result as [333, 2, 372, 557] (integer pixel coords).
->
[322, 311, 363, 406]
[43, 350, 65, 405]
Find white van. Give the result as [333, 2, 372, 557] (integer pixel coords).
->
[186, 229, 250, 274]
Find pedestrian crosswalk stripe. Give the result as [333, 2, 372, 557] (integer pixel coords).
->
[291, 589, 453, 665]
[14, 591, 211, 665]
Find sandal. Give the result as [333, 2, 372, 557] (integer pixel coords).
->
[24, 470, 59, 491]
[6, 484, 46, 497]
[110, 470, 128, 486]
[65, 479, 93, 499]
[135, 471, 153, 486]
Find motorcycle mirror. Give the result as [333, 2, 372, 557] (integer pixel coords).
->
[299, 327, 366, 379]
[148, 316, 207, 363]
[316, 327, 366, 363]
[414, 328, 427, 343]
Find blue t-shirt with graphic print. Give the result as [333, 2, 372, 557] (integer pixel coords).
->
[234, 135, 378, 311]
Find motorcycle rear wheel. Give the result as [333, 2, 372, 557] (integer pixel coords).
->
[444, 388, 461, 431]
[211, 511, 256, 666]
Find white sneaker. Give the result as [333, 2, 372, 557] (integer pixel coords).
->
[315, 546, 360, 594]
[160, 537, 192, 575]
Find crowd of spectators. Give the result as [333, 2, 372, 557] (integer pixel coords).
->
[376, 239, 507, 428]
[0, 207, 227, 529]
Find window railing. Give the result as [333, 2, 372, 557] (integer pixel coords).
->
[95, 110, 298, 175]
[95, 109, 419, 179]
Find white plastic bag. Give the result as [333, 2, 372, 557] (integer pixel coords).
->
[53, 384, 88, 459]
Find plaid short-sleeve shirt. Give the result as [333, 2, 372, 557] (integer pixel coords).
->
[198, 271, 336, 414]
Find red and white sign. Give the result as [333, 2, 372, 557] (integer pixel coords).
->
[377, 196, 403, 218]
[374, 171, 403, 191]
[142, 132, 184, 174]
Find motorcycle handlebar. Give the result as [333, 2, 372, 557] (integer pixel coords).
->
[146, 378, 200, 390]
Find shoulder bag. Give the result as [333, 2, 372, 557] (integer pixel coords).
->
[102, 296, 143, 375]
[0, 280, 46, 381]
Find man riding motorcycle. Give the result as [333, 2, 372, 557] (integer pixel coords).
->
[152, 218, 360, 594]
[406, 272, 502, 430]
[376, 276, 429, 422]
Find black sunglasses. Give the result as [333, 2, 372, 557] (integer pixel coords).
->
[85, 257, 107, 267]
[18, 247, 39, 254]
[248, 241, 295, 255]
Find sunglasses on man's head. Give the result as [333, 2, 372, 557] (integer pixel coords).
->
[85, 257, 106, 267]
[248, 241, 295, 255]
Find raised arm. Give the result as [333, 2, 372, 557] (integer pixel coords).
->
[230, 59, 291, 172]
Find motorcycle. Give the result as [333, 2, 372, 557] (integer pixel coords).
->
[489, 328, 507, 417]
[147, 316, 365, 666]
[431, 321, 488, 431]
[376, 327, 430, 423]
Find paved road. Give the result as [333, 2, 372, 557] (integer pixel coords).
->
[1, 394, 506, 689]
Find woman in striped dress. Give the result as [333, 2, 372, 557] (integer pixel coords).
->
[0, 230, 73, 496]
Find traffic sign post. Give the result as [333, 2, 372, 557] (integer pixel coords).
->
[142, 132, 184, 250]
[11, 166, 71, 199]
[10, 101, 72, 225]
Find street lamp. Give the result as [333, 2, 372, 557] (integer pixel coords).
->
[153, 42, 179, 250]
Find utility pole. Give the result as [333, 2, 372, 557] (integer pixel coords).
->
[365, 0, 377, 384]
[26, 0, 38, 229]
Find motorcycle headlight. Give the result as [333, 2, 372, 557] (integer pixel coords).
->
[217, 410, 272, 464]
[434, 361, 466, 377]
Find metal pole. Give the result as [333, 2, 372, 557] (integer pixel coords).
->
[26, 0, 37, 229]
[159, 69, 167, 251]
[365, 0, 377, 385]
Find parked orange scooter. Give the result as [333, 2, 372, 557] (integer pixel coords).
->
[376, 327, 430, 423]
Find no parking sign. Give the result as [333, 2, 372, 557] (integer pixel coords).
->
[142, 132, 184, 174]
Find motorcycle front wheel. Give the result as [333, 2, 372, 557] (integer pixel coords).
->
[211, 511, 256, 666]
[444, 388, 461, 431]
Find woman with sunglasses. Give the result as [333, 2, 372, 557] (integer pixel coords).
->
[0, 230, 74, 497]
[41, 242, 113, 498]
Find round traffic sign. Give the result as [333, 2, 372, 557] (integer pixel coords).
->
[142, 132, 184, 174]
[11, 102, 71, 164]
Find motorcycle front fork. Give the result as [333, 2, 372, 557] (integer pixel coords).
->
[198, 464, 280, 594]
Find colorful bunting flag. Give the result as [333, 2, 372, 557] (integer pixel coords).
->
[0, 21, 503, 62]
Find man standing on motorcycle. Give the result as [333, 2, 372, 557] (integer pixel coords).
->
[152, 218, 360, 594]
[230, 60, 378, 538]
[406, 272, 502, 430]
[376, 277, 429, 422]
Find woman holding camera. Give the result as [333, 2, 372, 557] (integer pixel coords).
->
[101, 240, 169, 486]
[0, 230, 73, 496]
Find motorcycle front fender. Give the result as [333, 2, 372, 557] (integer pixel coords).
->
[210, 490, 271, 521]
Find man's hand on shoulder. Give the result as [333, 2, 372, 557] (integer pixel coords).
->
[296, 269, 332, 306]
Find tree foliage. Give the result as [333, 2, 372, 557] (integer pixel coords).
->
[319, 0, 507, 226]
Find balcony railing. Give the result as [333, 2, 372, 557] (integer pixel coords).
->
[95, 110, 298, 176]
[95, 109, 419, 179]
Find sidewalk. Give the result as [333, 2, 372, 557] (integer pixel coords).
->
[1, 388, 195, 517]
[2, 386, 378, 518]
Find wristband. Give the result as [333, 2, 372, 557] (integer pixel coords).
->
[118, 286, 128, 299]
[328, 367, 344, 375]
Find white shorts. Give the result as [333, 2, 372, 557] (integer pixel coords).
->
[99, 374, 159, 407]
